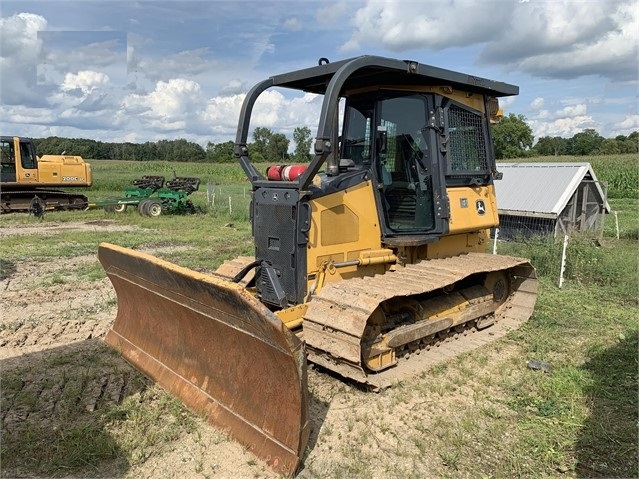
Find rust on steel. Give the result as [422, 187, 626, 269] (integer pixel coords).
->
[98, 243, 309, 476]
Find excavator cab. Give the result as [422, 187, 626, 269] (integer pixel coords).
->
[99, 56, 537, 476]
[0, 137, 38, 183]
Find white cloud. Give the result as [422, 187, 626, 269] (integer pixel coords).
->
[531, 116, 598, 139]
[128, 47, 213, 85]
[341, 1, 510, 52]
[530, 97, 544, 110]
[2, 4, 634, 145]
[201, 90, 322, 143]
[0, 12, 46, 53]
[61, 70, 110, 94]
[0, 12, 48, 105]
[38, 36, 125, 86]
[202, 93, 246, 137]
[284, 18, 302, 31]
[485, 0, 638, 81]
[529, 101, 598, 138]
[342, 0, 638, 81]
[612, 115, 639, 136]
[555, 104, 588, 118]
[220, 79, 246, 96]
[499, 96, 516, 110]
[123, 78, 203, 130]
[0, 103, 55, 126]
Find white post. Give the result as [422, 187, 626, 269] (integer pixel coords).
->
[559, 234, 569, 288]
[492, 228, 499, 255]
[229, 196, 232, 215]
[206, 182, 213, 205]
[614, 211, 619, 240]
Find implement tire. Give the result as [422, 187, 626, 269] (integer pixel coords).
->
[147, 200, 162, 217]
[138, 199, 151, 216]
[113, 203, 127, 213]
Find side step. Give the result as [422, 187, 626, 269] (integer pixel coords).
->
[98, 243, 309, 476]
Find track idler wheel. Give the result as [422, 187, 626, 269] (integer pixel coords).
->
[484, 271, 510, 306]
[29, 196, 45, 217]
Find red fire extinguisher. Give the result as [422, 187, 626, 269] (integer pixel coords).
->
[266, 164, 308, 181]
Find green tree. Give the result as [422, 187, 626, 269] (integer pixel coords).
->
[567, 129, 604, 156]
[206, 141, 235, 163]
[252, 127, 272, 159]
[266, 133, 290, 162]
[250, 127, 289, 162]
[534, 136, 567, 156]
[616, 132, 639, 154]
[595, 138, 624, 155]
[292, 126, 312, 163]
[490, 113, 533, 159]
[627, 132, 639, 153]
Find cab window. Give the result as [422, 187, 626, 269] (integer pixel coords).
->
[376, 94, 435, 232]
[0, 140, 14, 171]
[19, 141, 37, 169]
[446, 103, 489, 173]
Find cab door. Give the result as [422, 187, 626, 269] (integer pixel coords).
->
[15, 138, 39, 184]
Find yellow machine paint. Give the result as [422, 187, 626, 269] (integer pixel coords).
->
[1, 135, 92, 213]
[306, 179, 387, 284]
[98, 56, 538, 476]
[299, 180, 501, 298]
[35, 154, 93, 186]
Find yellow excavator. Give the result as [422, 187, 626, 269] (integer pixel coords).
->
[0, 136, 92, 214]
[98, 56, 537, 475]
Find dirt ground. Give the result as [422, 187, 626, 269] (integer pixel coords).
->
[1, 220, 531, 478]
[1, 221, 283, 478]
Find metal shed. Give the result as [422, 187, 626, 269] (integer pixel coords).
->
[493, 162, 610, 239]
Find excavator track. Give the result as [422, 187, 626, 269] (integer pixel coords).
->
[303, 253, 537, 390]
[1, 189, 89, 214]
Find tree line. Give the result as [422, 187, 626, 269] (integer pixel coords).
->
[33, 126, 313, 164]
[32, 118, 635, 163]
[491, 114, 638, 159]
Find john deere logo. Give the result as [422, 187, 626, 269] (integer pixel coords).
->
[476, 200, 486, 215]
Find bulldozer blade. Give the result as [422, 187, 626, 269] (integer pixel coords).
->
[98, 243, 309, 476]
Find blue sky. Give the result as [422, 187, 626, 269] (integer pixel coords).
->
[1, 0, 637, 147]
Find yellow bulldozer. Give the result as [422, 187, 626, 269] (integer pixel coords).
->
[0, 136, 93, 214]
[98, 56, 537, 475]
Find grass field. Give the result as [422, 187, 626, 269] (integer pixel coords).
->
[1, 154, 637, 478]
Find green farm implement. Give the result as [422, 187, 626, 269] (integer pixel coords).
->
[93, 175, 200, 216]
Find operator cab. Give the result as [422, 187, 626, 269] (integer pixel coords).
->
[0, 136, 38, 183]
[339, 87, 493, 242]
[342, 92, 436, 235]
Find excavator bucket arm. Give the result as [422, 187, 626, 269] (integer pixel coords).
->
[98, 243, 309, 476]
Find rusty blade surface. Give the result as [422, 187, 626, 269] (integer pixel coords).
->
[98, 243, 309, 476]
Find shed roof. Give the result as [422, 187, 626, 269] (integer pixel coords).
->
[494, 162, 611, 217]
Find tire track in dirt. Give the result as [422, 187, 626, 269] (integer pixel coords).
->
[0, 219, 139, 238]
[0, 241, 152, 477]
[1, 220, 277, 478]
[1, 253, 116, 361]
